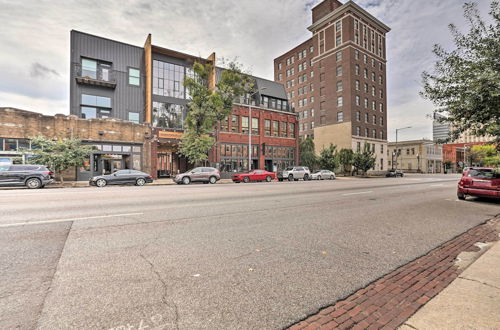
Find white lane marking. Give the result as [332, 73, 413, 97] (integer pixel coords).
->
[0, 212, 144, 228]
[430, 184, 444, 187]
[342, 191, 373, 196]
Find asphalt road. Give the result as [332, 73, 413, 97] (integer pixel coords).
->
[0, 174, 498, 330]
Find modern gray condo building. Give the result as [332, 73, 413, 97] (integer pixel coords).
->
[70, 30, 298, 178]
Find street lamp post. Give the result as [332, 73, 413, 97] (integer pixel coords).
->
[395, 126, 411, 172]
[248, 87, 266, 171]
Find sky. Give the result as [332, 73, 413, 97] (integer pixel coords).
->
[0, 0, 492, 141]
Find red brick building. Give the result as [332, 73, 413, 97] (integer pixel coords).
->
[274, 0, 390, 172]
[443, 142, 489, 172]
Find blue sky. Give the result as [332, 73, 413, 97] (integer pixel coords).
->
[0, 0, 492, 141]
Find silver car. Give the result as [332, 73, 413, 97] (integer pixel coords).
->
[278, 166, 311, 181]
[173, 167, 220, 185]
[311, 170, 336, 180]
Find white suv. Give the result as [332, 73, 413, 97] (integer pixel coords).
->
[278, 166, 311, 181]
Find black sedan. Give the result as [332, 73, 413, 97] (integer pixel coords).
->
[89, 170, 153, 187]
[386, 169, 404, 177]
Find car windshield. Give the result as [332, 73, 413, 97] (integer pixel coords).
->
[285, 167, 293, 171]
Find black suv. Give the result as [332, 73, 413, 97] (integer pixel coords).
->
[0, 165, 54, 189]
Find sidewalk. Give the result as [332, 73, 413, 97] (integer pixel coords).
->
[400, 240, 500, 330]
[287, 217, 499, 330]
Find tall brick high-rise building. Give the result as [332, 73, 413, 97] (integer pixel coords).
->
[274, 0, 390, 171]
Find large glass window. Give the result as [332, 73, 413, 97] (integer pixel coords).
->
[280, 122, 287, 137]
[289, 123, 295, 138]
[81, 94, 111, 119]
[4, 139, 17, 151]
[152, 101, 185, 129]
[273, 120, 279, 137]
[153, 60, 191, 99]
[81, 107, 97, 119]
[128, 68, 140, 86]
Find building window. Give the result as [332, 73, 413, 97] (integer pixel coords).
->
[372, 86, 376, 96]
[363, 54, 367, 64]
[273, 120, 279, 137]
[336, 36, 342, 47]
[221, 116, 229, 131]
[252, 118, 259, 135]
[231, 115, 239, 133]
[356, 127, 360, 136]
[380, 117, 384, 126]
[278, 73, 282, 81]
[379, 103, 384, 112]
[80, 94, 112, 119]
[337, 96, 343, 107]
[365, 113, 368, 123]
[356, 111, 361, 121]
[81, 58, 97, 79]
[337, 81, 343, 92]
[280, 122, 287, 137]
[357, 141, 361, 151]
[336, 51, 342, 62]
[128, 112, 140, 123]
[371, 72, 375, 82]
[364, 83, 368, 93]
[364, 68, 368, 79]
[364, 98, 368, 108]
[379, 75, 383, 84]
[152, 101, 185, 129]
[372, 101, 376, 110]
[336, 66, 342, 76]
[372, 115, 376, 124]
[336, 20, 342, 31]
[278, 63, 282, 70]
[355, 64, 360, 75]
[356, 95, 360, 106]
[380, 131, 384, 139]
[289, 123, 295, 138]
[153, 60, 192, 99]
[128, 68, 140, 86]
[337, 111, 344, 122]
[355, 80, 360, 91]
[365, 128, 369, 137]
[241, 116, 249, 134]
[373, 129, 376, 138]
[381, 144, 384, 154]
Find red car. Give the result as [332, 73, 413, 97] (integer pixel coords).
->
[232, 170, 276, 183]
[457, 167, 500, 200]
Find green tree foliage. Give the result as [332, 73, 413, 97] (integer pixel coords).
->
[318, 144, 339, 171]
[22, 136, 94, 182]
[337, 148, 354, 175]
[352, 143, 376, 176]
[421, 1, 500, 148]
[299, 136, 318, 170]
[470, 144, 500, 166]
[179, 61, 253, 165]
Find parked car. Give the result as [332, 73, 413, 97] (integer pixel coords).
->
[232, 170, 276, 183]
[457, 167, 499, 200]
[277, 166, 311, 181]
[311, 170, 336, 180]
[173, 167, 220, 185]
[386, 169, 404, 177]
[89, 170, 153, 187]
[0, 164, 54, 189]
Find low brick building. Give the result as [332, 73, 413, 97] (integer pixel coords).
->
[0, 107, 152, 180]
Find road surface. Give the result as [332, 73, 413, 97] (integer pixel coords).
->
[0, 174, 498, 329]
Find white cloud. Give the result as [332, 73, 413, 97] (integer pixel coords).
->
[0, 0, 494, 141]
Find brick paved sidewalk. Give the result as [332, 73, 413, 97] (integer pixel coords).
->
[288, 217, 499, 330]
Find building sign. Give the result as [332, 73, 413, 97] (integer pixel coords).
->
[158, 131, 183, 140]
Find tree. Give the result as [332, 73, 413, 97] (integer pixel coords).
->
[318, 144, 338, 171]
[337, 148, 354, 175]
[179, 61, 253, 165]
[421, 1, 500, 148]
[22, 136, 95, 182]
[299, 136, 318, 170]
[470, 144, 500, 166]
[352, 143, 376, 176]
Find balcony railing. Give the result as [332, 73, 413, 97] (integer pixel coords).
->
[73, 63, 117, 88]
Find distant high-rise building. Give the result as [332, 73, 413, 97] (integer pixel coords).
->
[274, 0, 390, 171]
[432, 113, 450, 142]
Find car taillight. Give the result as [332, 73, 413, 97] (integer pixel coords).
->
[147, 176, 152, 179]
[43, 171, 53, 176]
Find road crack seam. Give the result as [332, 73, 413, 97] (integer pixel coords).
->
[139, 253, 180, 330]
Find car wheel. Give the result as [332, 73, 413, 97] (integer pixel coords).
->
[182, 176, 191, 185]
[317, 175, 322, 180]
[457, 193, 466, 200]
[288, 175, 294, 182]
[209, 176, 217, 184]
[265, 176, 272, 182]
[243, 176, 250, 183]
[136, 178, 146, 186]
[96, 179, 107, 187]
[304, 174, 309, 181]
[26, 178, 42, 189]
[330, 175, 335, 180]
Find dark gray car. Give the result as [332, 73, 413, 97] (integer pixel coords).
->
[173, 167, 220, 185]
[0, 164, 54, 189]
[89, 170, 153, 187]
